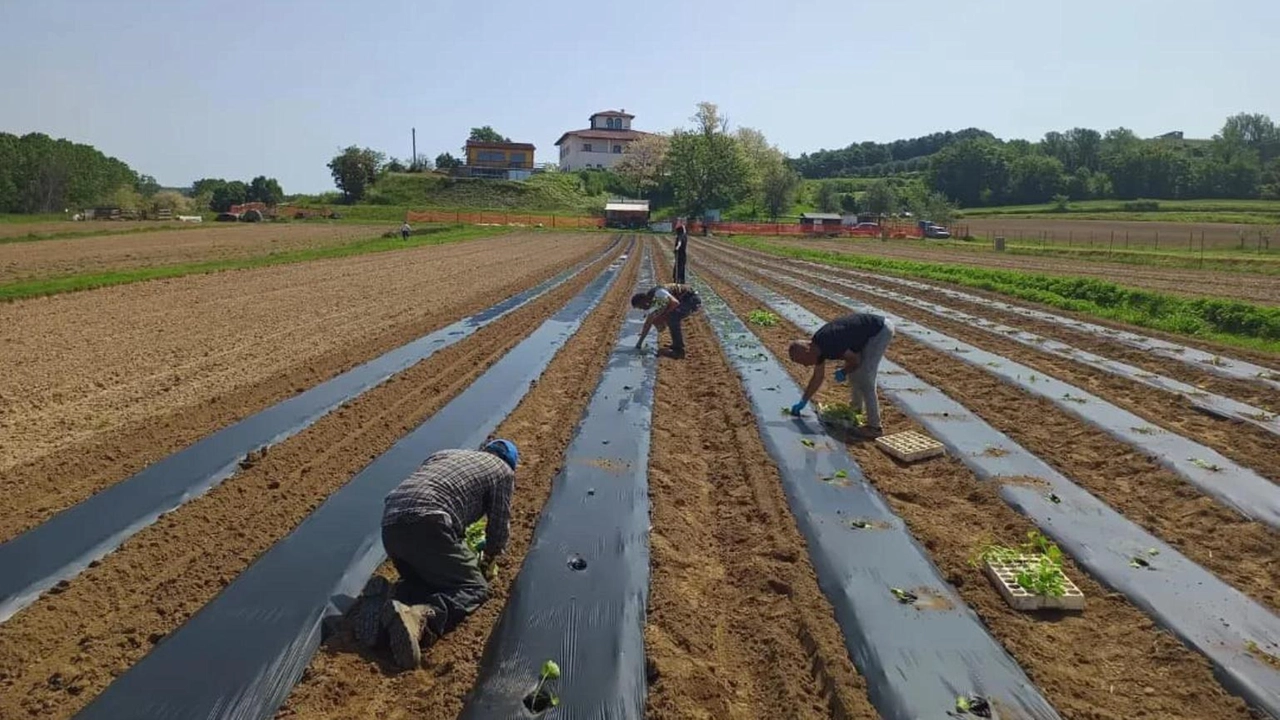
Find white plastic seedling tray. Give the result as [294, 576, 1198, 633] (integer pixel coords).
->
[874, 430, 945, 462]
[983, 556, 1086, 611]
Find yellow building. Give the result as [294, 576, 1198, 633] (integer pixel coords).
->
[464, 140, 536, 179]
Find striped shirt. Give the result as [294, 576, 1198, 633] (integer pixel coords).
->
[382, 449, 514, 556]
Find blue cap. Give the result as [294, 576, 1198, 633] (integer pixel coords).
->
[483, 439, 519, 470]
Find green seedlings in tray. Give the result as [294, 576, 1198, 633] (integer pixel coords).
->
[1189, 458, 1224, 472]
[747, 310, 779, 327]
[971, 531, 1067, 598]
[817, 402, 866, 427]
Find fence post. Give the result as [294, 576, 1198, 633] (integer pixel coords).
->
[1125, 231, 1129, 249]
[1069, 230, 1073, 246]
[1188, 230, 1193, 251]
[1155, 230, 1159, 250]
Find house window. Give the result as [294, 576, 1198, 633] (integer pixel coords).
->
[560, 145, 567, 157]
[509, 152, 526, 166]
[583, 143, 593, 152]
[612, 145, 622, 153]
[477, 150, 505, 163]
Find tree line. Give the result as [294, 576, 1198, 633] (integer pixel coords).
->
[798, 113, 1280, 207]
[0, 132, 137, 213]
[792, 129, 995, 179]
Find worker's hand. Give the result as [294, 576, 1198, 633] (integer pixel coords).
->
[789, 400, 807, 416]
[483, 561, 498, 581]
[474, 537, 486, 553]
[833, 368, 847, 383]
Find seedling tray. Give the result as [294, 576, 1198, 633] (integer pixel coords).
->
[815, 402, 861, 431]
[874, 430, 945, 463]
[984, 556, 1085, 611]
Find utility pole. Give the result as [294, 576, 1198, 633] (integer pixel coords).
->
[411, 128, 417, 169]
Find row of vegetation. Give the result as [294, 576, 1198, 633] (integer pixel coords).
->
[796, 113, 1280, 209]
[733, 237, 1280, 353]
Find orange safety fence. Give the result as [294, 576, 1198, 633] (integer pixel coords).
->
[689, 221, 924, 239]
[404, 210, 604, 229]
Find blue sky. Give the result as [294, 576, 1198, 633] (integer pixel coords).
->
[2, 0, 1277, 193]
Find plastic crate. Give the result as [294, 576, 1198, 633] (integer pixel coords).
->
[983, 556, 1085, 611]
[874, 430, 945, 462]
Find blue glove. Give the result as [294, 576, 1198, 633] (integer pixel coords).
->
[474, 538, 486, 553]
[789, 400, 807, 416]
[834, 368, 847, 383]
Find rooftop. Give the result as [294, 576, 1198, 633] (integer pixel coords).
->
[801, 212, 843, 221]
[591, 109, 635, 119]
[605, 200, 650, 212]
[555, 128, 650, 145]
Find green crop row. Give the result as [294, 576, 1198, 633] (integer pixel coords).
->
[732, 237, 1280, 354]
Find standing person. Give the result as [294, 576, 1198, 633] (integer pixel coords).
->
[787, 312, 895, 438]
[400, 221, 412, 241]
[673, 224, 689, 283]
[352, 439, 518, 670]
[632, 283, 702, 359]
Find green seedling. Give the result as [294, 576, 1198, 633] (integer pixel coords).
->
[1047, 493, 1062, 504]
[1131, 426, 1158, 435]
[527, 659, 561, 710]
[1246, 641, 1280, 670]
[1189, 458, 1224, 472]
[747, 310, 779, 327]
[985, 361, 1002, 368]
[465, 518, 487, 554]
[1147, 548, 1160, 556]
[834, 469, 848, 478]
[955, 694, 992, 718]
[1204, 356, 1228, 367]
[1130, 556, 1151, 569]
[1243, 411, 1276, 422]
[1061, 393, 1088, 404]
[800, 439, 816, 448]
[890, 587, 918, 604]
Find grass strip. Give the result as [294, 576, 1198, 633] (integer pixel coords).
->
[0, 226, 505, 302]
[0, 223, 221, 245]
[731, 236, 1280, 354]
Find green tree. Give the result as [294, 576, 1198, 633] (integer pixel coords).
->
[862, 179, 897, 216]
[614, 133, 669, 198]
[1064, 127, 1102, 172]
[327, 146, 385, 203]
[135, 174, 161, 197]
[464, 126, 510, 153]
[435, 152, 463, 170]
[815, 181, 839, 213]
[1006, 154, 1066, 204]
[191, 178, 226, 197]
[666, 102, 748, 217]
[761, 160, 801, 220]
[211, 180, 248, 212]
[928, 138, 1010, 206]
[246, 175, 284, 205]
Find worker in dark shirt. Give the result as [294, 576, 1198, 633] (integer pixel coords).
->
[351, 439, 518, 670]
[787, 312, 895, 438]
[673, 225, 689, 283]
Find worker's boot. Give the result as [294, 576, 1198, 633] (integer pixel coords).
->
[351, 575, 391, 648]
[384, 600, 437, 671]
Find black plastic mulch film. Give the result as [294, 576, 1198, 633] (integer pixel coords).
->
[0, 236, 624, 625]
[709, 247, 1280, 533]
[708, 260, 1280, 718]
[688, 266, 1061, 720]
[73, 239, 636, 720]
[458, 251, 657, 719]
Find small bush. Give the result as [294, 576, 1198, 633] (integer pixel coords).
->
[1122, 200, 1160, 212]
[1051, 194, 1070, 212]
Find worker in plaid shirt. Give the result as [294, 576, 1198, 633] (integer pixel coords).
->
[350, 439, 518, 670]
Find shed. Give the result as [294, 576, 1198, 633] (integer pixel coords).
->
[604, 199, 650, 229]
[800, 212, 843, 228]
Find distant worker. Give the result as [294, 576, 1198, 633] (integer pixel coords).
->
[633, 283, 702, 359]
[673, 225, 689, 283]
[352, 440, 518, 670]
[787, 312, 895, 438]
[400, 221, 411, 241]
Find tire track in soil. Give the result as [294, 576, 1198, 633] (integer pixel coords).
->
[713, 250, 1280, 487]
[273, 240, 644, 720]
[643, 255, 877, 720]
[700, 257, 1280, 616]
[0, 234, 606, 543]
[0, 243, 628, 720]
[765, 238, 1280, 367]
[719, 245, 1280, 410]
[693, 259, 1259, 720]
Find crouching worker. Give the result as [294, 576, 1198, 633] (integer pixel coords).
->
[787, 312, 895, 438]
[632, 283, 702, 358]
[352, 439, 518, 670]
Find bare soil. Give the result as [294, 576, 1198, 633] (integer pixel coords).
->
[695, 258, 1259, 720]
[772, 237, 1280, 306]
[0, 220, 198, 240]
[699, 251, 1280, 616]
[0, 223, 390, 282]
[273, 243, 641, 719]
[0, 232, 605, 542]
[0, 241, 628, 720]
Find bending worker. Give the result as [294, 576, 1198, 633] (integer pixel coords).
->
[633, 282, 702, 358]
[673, 225, 689, 283]
[352, 439, 519, 670]
[787, 311, 895, 438]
